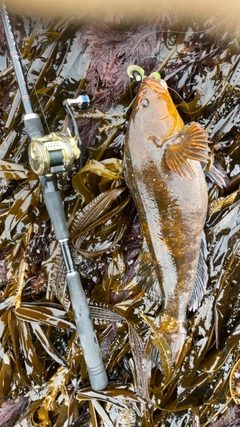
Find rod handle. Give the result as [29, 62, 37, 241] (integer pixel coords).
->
[67, 271, 108, 391]
[39, 175, 69, 240]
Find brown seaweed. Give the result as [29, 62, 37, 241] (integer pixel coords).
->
[0, 8, 239, 427]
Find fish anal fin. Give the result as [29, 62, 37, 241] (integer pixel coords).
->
[188, 231, 208, 312]
[131, 238, 162, 304]
[165, 123, 210, 180]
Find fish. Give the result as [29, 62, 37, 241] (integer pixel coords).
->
[124, 76, 210, 364]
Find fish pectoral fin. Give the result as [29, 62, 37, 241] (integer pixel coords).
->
[165, 123, 210, 180]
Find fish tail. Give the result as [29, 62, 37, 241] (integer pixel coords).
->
[155, 314, 187, 365]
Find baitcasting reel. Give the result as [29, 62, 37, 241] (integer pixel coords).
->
[28, 93, 90, 176]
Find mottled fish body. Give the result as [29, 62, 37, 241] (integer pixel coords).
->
[124, 77, 209, 362]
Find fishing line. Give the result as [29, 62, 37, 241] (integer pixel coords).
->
[127, 14, 230, 109]
[30, 79, 51, 134]
[127, 67, 192, 117]
[129, 15, 229, 66]
[167, 86, 192, 117]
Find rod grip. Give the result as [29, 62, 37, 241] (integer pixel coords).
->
[67, 271, 108, 391]
[39, 175, 69, 240]
[43, 191, 69, 240]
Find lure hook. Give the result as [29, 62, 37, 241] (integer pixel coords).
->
[127, 65, 145, 82]
[127, 65, 161, 83]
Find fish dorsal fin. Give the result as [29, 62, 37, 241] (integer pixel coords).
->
[165, 123, 210, 180]
[205, 161, 231, 189]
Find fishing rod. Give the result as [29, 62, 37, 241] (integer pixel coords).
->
[0, 2, 108, 391]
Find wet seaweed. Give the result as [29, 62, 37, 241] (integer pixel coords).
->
[0, 8, 239, 427]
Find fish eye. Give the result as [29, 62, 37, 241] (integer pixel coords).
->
[139, 98, 149, 108]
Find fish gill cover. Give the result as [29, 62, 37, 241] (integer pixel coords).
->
[0, 8, 239, 427]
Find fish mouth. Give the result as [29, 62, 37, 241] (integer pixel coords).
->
[142, 76, 168, 94]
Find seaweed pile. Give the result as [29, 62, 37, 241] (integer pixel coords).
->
[0, 8, 239, 427]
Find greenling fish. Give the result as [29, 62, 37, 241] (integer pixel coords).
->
[124, 75, 210, 364]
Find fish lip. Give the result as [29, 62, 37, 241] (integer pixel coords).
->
[142, 76, 168, 93]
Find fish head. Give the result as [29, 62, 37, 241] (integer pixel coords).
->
[129, 77, 183, 145]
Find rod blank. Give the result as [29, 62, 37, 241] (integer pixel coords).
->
[0, 2, 108, 391]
